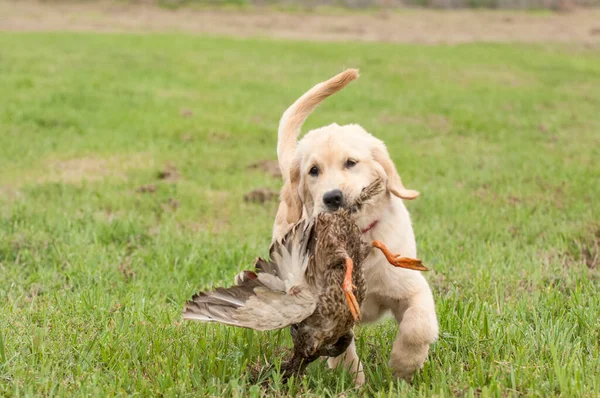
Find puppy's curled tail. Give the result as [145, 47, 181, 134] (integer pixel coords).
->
[277, 69, 359, 178]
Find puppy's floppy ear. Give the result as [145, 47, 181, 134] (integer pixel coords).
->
[280, 158, 303, 224]
[372, 142, 419, 200]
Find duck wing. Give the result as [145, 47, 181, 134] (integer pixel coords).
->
[183, 218, 318, 331]
[261, 217, 316, 290]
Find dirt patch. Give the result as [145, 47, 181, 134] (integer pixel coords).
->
[244, 187, 278, 204]
[47, 157, 115, 184]
[2, 2, 600, 44]
[207, 131, 232, 142]
[181, 134, 194, 143]
[118, 257, 135, 281]
[180, 108, 194, 117]
[93, 208, 124, 222]
[160, 197, 180, 212]
[539, 227, 600, 275]
[0, 185, 21, 201]
[24, 284, 42, 303]
[157, 163, 180, 182]
[247, 346, 292, 385]
[137, 184, 157, 193]
[39, 153, 153, 185]
[580, 228, 599, 269]
[247, 159, 281, 178]
[582, 245, 598, 269]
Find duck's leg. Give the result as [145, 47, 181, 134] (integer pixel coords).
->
[343, 257, 361, 321]
[371, 240, 429, 271]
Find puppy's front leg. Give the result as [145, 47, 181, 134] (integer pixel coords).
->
[389, 290, 438, 381]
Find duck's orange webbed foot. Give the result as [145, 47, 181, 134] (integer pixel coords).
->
[371, 240, 429, 271]
[342, 257, 361, 322]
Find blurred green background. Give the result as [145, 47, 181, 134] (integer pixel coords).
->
[1, 2, 599, 396]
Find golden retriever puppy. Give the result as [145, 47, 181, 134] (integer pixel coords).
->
[273, 69, 438, 386]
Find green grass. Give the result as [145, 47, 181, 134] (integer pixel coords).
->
[1, 32, 599, 396]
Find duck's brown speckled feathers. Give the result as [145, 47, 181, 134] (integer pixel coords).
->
[348, 177, 385, 215]
[183, 210, 371, 381]
[276, 210, 370, 380]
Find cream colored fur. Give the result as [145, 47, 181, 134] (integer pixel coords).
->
[274, 69, 438, 386]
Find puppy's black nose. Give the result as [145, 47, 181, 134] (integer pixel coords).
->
[323, 189, 344, 210]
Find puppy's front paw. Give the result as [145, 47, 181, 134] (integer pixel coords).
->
[389, 341, 429, 382]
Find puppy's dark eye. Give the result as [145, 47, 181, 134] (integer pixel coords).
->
[309, 166, 319, 177]
[345, 159, 358, 168]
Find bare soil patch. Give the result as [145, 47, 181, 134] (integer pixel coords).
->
[580, 228, 600, 269]
[137, 184, 157, 193]
[40, 153, 153, 185]
[247, 159, 281, 178]
[157, 163, 180, 182]
[1, 1, 600, 44]
[0, 185, 21, 201]
[244, 187, 278, 204]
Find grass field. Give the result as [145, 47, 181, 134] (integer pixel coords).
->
[1, 32, 599, 396]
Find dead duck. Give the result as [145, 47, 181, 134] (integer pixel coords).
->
[183, 181, 427, 382]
